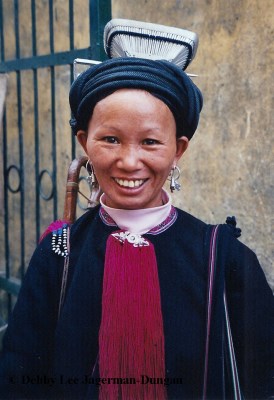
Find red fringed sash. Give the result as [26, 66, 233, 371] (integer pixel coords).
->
[99, 232, 166, 400]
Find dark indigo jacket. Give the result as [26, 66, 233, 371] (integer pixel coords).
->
[0, 207, 273, 399]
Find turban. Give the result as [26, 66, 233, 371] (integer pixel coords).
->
[69, 57, 203, 139]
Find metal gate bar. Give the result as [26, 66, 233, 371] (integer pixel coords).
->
[0, 0, 111, 320]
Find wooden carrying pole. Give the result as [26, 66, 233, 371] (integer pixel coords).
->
[0, 74, 8, 128]
[63, 156, 88, 224]
[63, 156, 101, 224]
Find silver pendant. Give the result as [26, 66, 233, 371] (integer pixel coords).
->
[111, 231, 149, 247]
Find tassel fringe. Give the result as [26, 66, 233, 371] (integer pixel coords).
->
[99, 233, 166, 400]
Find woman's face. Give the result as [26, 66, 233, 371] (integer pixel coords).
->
[77, 89, 188, 210]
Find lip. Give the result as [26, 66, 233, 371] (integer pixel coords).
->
[113, 177, 147, 189]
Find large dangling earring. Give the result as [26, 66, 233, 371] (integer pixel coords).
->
[168, 165, 181, 193]
[86, 159, 97, 188]
[85, 160, 101, 208]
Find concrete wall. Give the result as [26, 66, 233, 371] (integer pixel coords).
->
[112, 0, 274, 288]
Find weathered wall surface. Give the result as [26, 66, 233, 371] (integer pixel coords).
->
[112, 0, 274, 288]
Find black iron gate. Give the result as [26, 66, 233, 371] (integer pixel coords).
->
[0, 0, 111, 322]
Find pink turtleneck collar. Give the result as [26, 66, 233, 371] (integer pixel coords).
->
[99, 189, 173, 235]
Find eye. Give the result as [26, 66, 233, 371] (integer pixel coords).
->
[142, 138, 160, 145]
[102, 136, 119, 144]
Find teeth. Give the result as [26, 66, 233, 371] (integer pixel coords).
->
[115, 179, 144, 188]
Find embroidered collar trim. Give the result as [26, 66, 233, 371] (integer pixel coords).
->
[99, 205, 177, 235]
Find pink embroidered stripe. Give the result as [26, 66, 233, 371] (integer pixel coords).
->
[99, 206, 177, 235]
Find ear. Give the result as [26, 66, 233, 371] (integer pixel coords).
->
[76, 130, 88, 153]
[174, 136, 189, 163]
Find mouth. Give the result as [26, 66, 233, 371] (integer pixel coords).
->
[114, 178, 146, 188]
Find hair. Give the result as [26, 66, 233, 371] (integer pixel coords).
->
[69, 57, 203, 140]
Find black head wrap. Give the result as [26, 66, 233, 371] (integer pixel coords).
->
[69, 57, 203, 139]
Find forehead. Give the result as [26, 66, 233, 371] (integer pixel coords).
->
[88, 89, 177, 136]
[92, 88, 174, 119]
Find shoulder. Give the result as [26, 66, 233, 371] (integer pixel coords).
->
[174, 208, 265, 275]
[174, 207, 208, 234]
[28, 207, 100, 277]
[175, 207, 255, 257]
[23, 228, 65, 287]
[213, 221, 273, 297]
[73, 204, 100, 224]
[216, 220, 259, 269]
[70, 205, 100, 236]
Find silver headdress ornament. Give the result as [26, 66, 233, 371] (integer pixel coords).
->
[73, 18, 199, 79]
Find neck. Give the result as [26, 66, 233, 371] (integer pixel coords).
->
[100, 189, 172, 235]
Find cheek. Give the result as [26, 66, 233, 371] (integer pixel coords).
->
[147, 157, 174, 187]
[85, 141, 100, 161]
[160, 154, 177, 180]
[152, 148, 177, 171]
[87, 144, 112, 172]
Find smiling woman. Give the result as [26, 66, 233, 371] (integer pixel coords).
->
[77, 89, 188, 210]
[0, 19, 273, 400]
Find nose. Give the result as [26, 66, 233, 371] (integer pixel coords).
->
[116, 145, 143, 171]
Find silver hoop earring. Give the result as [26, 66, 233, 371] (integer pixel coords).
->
[168, 165, 181, 193]
[86, 160, 96, 187]
[85, 160, 101, 208]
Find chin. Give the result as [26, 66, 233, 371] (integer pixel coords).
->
[103, 189, 163, 210]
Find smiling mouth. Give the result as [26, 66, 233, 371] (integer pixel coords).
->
[114, 178, 146, 188]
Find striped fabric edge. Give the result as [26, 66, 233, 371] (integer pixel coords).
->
[224, 289, 242, 400]
[202, 225, 219, 400]
[202, 225, 243, 400]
